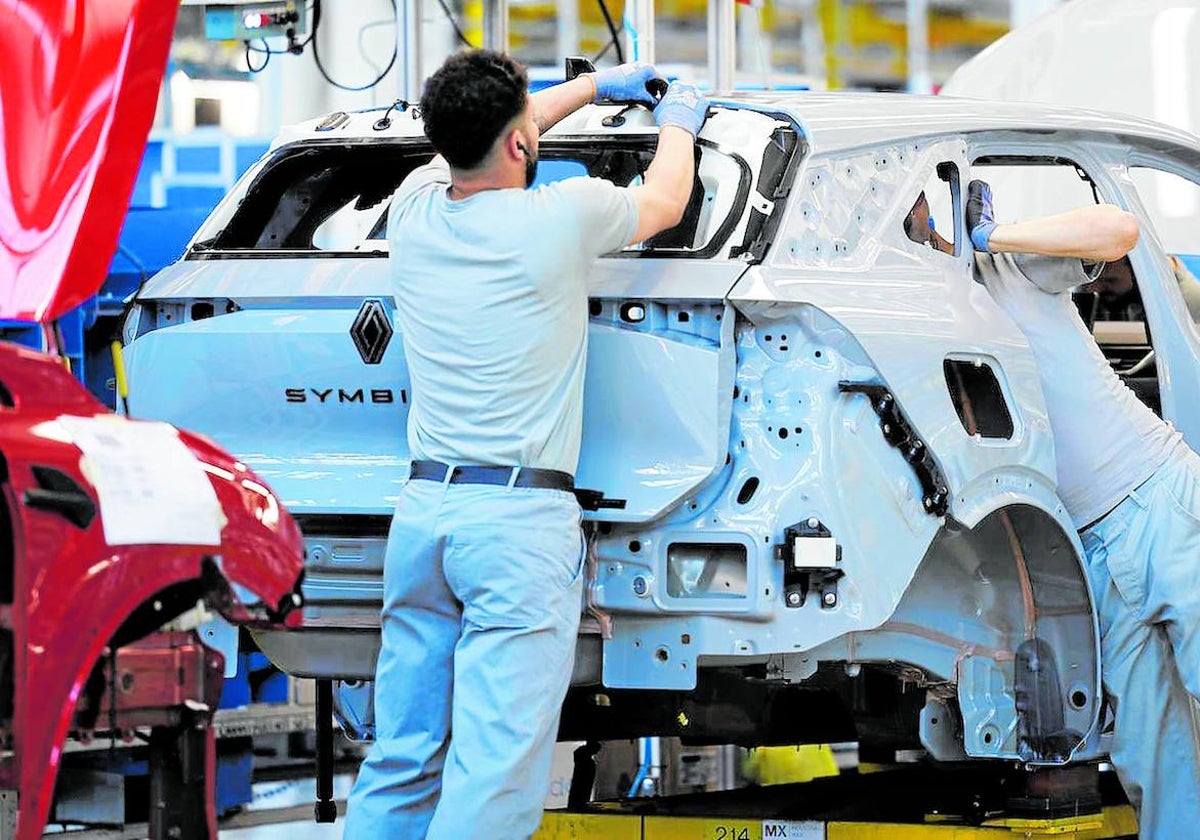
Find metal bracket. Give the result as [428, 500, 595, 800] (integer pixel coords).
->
[776, 518, 844, 609]
[839, 380, 950, 517]
[750, 190, 774, 215]
[315, 679, 337, 823]
[574, 488, 627, 512]
[0, 790, 15, 840]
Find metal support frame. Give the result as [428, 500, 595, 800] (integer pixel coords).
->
[397, 0, 423, 102]
[707, 0, 736, 93]
[483, 0, 509, 53]
[623, 0, 656, 65]
[800, 0, 826, 85]
[0, 791, 14, 840]
[906, 0, 932, 94]
[147, 720, 215, 840]
[314, 679, 337, 823]
[556, 0, 580, 63]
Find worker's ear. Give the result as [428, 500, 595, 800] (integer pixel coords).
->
[503, 127, 526, 163]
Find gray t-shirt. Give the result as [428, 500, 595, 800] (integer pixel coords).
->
[975, 252, 1182, 527]
[388, 159, 638, 475]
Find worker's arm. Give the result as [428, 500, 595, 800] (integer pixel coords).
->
[968, 179, 1140, 262]
[987, 206, 1139, 262]
[628, 82, 709, 243]
[532, 64, 661, 135]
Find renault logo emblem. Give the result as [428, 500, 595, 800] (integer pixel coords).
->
[350, 300, 393, 365]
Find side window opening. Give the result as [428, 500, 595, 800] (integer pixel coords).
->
[973, 157, 1161, 416]
[904, 162, 960, 256]
[1129, 167, 1200, 328]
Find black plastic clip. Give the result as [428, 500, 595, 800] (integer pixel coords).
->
[23, 465, 96, 529]
[565, 56, 596, 81]
[574, 488, 628, 512]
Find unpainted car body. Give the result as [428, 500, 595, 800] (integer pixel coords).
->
[120, 92, 1200, 766]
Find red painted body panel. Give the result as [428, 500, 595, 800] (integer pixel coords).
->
[0, 3, 306, 837]
[0, 0, 177, 321]
[0, 342, 305, 840]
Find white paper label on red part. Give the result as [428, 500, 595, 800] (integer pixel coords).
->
[56, 415, 224, 547]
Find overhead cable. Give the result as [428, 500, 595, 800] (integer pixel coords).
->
[311, 0, 399, 92]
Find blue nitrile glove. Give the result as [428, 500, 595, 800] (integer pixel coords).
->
[653, 81, 710, 138]
[591, 63, 662, 106]
[967, 179, 998, 252]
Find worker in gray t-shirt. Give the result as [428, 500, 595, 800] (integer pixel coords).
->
[969, 180, 1200, 840]
[344, 50, 709, 840]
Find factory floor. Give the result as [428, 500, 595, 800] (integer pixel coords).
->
[223, 822, 339, 840]
[217, 776, 350, 839]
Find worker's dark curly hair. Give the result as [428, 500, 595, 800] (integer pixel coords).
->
[421, 50, 529, 170]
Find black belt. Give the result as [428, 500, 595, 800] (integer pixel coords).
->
[1079, 472, 1158, 533]
[409, 460, 575, 492]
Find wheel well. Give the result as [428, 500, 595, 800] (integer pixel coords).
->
[74, 564, 227, 730]
[887, 504, 1099, 761]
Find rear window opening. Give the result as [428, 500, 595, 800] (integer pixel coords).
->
[190, 137, 766, 259]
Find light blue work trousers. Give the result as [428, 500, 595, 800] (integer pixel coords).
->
[344, 477, 585, 840]
[1079, 447, 1200, 839]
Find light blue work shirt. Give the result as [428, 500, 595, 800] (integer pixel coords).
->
[387, 158, 638, 475]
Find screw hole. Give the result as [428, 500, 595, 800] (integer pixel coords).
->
[629, 540, 641, 553]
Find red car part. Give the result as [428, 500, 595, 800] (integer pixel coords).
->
[0, 342, 304, 840]
[0, 2, 306, 837]
[0, 0, 177, 321]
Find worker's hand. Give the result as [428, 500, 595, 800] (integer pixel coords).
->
[590, 63, 663, 106]
[653, 81, 710, 138]
[967, 179, 997, 252]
